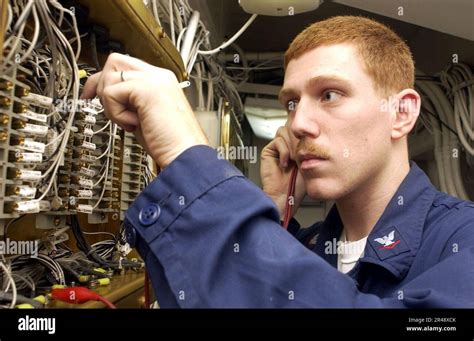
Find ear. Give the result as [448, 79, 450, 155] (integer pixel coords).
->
[391, 89, 421, 140]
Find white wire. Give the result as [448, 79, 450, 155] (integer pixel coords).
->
[0, 261, 17, 308]
[49, 0, 82, 59]
[151, 0, 161, 25]
[93, 120, 110, 134]
[176, 27, 187, 51]
[169, 0, 175, 45]
[45, 129, 66, 147]
[6, 4, 12, 31]
[91, 123, 116, 209]
[198, 14, 257, 55]
[34, 0, 79, 200]
[84, 231, 116, 239]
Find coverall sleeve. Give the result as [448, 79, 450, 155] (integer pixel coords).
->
[124, 145, 474, 308]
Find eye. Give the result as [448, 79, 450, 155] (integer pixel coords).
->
[286, 100, 298, 112]
[322, 90, 342, 102]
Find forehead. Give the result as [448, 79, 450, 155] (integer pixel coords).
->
[283, 43, 373, 90]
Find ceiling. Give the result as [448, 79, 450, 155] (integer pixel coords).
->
[189, 0, 474, 76]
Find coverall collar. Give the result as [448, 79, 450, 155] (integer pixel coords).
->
[314, 161, 437, 280]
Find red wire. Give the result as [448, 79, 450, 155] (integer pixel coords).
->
[282, 167, 298, 229]
[98, 296, 117, 309]
[51, 287, 117, 309]
[144, 270, 150, 309]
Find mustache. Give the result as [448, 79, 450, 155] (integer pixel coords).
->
[296, 140, 331, 159]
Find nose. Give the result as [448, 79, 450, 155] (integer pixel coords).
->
[289, 98, 320, 140]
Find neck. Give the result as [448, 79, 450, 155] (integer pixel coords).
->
[335, 156, 410, 241]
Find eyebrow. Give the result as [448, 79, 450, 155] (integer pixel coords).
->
[279, 74, 353, 104]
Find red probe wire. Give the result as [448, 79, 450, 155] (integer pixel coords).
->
[51, 286, 117, 309]
[282, 166, 299, 229]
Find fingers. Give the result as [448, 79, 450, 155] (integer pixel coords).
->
[81, 53, 156, 99]
[264, 136, 292, 169]
[274, 137, 291, 168]
[275, 125, 297, 166]
[81, 73, 101, 99]
[101, 80, 141, 129]
[96, 71, 125, 100]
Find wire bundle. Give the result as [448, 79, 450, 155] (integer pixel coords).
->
[416, 63, 473, 199]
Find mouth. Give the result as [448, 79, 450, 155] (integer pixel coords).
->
[297, 153, 329, 171]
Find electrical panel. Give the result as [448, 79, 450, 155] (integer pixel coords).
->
[0, 0, 184, 308]
[0, 0, 183, 231]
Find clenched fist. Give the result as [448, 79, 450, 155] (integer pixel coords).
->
[82, 53, 208, 169]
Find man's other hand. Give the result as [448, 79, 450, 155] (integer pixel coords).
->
[261, 125, 306, 220]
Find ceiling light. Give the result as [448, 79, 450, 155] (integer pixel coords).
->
[238, 0, 322, 16]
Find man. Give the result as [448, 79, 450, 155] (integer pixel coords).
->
[83, 16, 474, 307]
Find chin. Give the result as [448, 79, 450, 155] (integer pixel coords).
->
[304, 176, 346, 201]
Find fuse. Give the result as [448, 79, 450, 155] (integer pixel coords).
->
[6, 185, 37, 199]
[0, 114, 9, 125]
[18, 139, 45, 153]
[4, 200, 40, 214]
[23, 93, 53, 108]
[9, 150, 43, 163]
[80, 154, 97, 163]
[82, 141, 96, 151]
[7, 168, 42, 181]
[13, 121, 48, 136]
[80, 167, 96, 177]
[78, 178, 93, 189]
[0, 80, 13, 91]
[10, 135, 46, 153]
[76, 204, 93, 214]
[75, 189, 93, 199]
[19, 110, 47, 123]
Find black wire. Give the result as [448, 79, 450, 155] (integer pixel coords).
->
[70, 216, 142, 269]
[90, 33, 101, 71]
[4, 215, 27, 241]
[0, 292, 44, 309]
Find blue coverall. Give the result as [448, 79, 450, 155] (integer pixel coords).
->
[124, 145, 474, 307]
